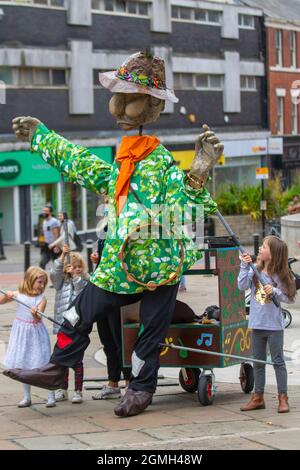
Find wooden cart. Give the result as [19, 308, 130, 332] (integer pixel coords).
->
[121, 245, 254, 406]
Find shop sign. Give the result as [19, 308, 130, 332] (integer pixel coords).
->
[256, 167, 269, 179]
[0, 146, 113, 187]
[0, 159, 21, 180]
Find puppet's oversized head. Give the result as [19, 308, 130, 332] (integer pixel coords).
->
[99, 51, 178, 131]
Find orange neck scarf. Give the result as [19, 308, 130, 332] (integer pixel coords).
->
[115, 135, 160, 215]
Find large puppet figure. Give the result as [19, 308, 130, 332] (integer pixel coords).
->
[4, 51, 224, 417]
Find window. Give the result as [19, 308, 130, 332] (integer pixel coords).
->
[292, 102, 298, 134]
[238, 14, 254, 29]
[240, 76, 257, 91]
[196, 74, 223, 90]
[2, 0, 66, 6]
[92, 0, 149, 16]
[174, 73, 223, 90]
[290, 31, 297, 68]
[172, 7, 221, 24]
[5, 67, 68, 87]
[0, 67, 13, 85]
[276, 30, 283, 66]
[277, 96, 284, 134]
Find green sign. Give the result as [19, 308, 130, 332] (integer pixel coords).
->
[0, 159, 21, 180]
[0, 145, 113, 188]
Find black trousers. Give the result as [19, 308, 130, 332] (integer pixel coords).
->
[96, 309, 131, 382]
[51, 281, 179, 393]
[39, 243, 59, 269]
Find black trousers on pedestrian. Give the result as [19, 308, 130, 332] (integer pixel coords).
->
[51, 281, 179, 393]
[39, 243, 59, 269]
[96, 309, 131, 382]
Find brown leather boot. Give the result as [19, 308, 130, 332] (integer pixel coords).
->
[240, 393, 265, 411]
[278, 394, 290, 413]
[3, 363, 68, 390]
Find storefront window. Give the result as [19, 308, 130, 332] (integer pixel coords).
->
[87, 191, 105, 230]
[64, 182, 82, 231]
[31, 184, 58, 238]
[214, 155, 261, 195]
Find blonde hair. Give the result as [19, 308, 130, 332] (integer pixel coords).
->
[63, 252, 88, 278]
[19, 267, 48, 296]
[256, 236, 296, 301]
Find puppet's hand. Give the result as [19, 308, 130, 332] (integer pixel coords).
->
[187, 124, 224, 189]
[12, 116, 41, 142]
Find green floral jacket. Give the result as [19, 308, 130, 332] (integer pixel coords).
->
[32, 123, 217, 294]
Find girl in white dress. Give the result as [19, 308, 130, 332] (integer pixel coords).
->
[0, 267, 56, 408]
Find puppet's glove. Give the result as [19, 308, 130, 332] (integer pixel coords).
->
[12, 116, 41, 142]
[187, 124, 224, 189]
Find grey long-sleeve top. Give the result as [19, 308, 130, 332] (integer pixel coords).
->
[50, 259, 89, 333]
[238, 262, 294, 331]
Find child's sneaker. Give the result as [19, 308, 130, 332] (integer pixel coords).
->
[55, 389, 68, 402]
[72, 391, 83, 404]
[46, 398, 56, 408]
[92, 385, 121, 400]
[18, 398, 32, 408]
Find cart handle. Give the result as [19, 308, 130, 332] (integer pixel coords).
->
[158, 342, 275, 366]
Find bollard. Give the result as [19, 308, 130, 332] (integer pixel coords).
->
[86, 239, 94, 274]
[253, 233, 260, 257]
[204, 250, 211, 270]
[0, 228, 6, 260]
[24, 241, 31, 272]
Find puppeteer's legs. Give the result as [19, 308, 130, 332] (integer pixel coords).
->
[114, 283, 179, 417]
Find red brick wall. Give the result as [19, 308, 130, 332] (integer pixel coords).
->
[267, 27, 300, 135]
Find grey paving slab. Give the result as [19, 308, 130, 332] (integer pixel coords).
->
[19, 416, 106, 436]
[75, 429, 158, 449]
[14, 435, 89, 450]
[141, 420, 280, 441]
[244, 430, 300, 450]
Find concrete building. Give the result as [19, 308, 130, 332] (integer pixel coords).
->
[0, 0, 274, 242]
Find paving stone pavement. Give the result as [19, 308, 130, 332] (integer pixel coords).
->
[0, 245, 299, 450]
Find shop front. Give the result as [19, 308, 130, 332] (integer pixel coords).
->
[171, 136, 283, 196]
[0, 145, 113, 243]
[282, 136, 300, 186]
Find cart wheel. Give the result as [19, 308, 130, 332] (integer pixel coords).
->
[197, 375, 215, 406]
[179, 368, 200, 393]
[283, 309, 292, 329]
[239, 363, 254, 394]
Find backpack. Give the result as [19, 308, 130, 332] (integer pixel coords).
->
[73, 231, 83, 252]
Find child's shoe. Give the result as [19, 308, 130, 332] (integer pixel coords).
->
[55, 389, 68, 402]
[18, 398, 32, 408]
[72, 391, 83, 404]
[92, 385, 121, 400]
[46, 397, 56, 408]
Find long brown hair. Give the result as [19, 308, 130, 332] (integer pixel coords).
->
[19, 267, 48, 296]
[256, 236, 296, 301]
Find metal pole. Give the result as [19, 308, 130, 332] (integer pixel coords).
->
[0, 288, 62, 327]
[0, 228, 6, 260]
[24, 241, 31, 272]
[159, 342, 275, 366]
[261, 178, 266, 238]
[86, 239, 94, 274]
[215, 210, 280, 307]
[60, 175, 70, 264]
[253, 233, 259, 257]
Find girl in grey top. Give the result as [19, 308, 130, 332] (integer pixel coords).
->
[50, 244, 89, 404]
[238, 236, 296, 414]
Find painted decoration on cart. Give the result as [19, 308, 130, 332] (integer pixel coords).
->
[217, 249, 246, 325]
